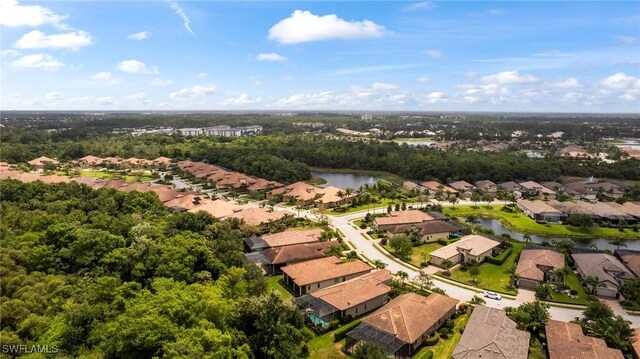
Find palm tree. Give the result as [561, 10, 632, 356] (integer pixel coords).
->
[416, 271, 433, 292]
[397, 270, 409, 285]
[611, 238, 627, 250]
[523, 233, 532, 245]
[585, 276, 600, 294]
[441, 259, 454, 275]
[589, 243, 598, 250]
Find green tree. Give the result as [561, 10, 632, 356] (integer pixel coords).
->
[389, 235, 412, 260]
[505, 300, 550, 336]
[352, 343, 387, 359]
[580, 301, 634, 353]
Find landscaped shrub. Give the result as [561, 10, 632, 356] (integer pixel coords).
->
[535, 284, 551, 300]
[437, 238, 448, 245]
[439, 327, 450, 339]
[333, 319, 363, 342]
[421, 350, 434, 359]
[486, 247, 512, 265]
[570, 289, 578, 296]
[359, 222, 367, 229]
[380, 238, 388, 245]
[423, 335, 439, 346]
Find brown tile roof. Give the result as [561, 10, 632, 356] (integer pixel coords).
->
[515, 249, 565, 282]
[317, 186, 353, 204]
[420, 180, 458, 194]
[188, 199, 246, 218]
[616, 250, 640, 278]
[474, 180, 498, 192]
[363, 293, 458, 344]
[453, 305, 530, 359]
[153, 156, 172, 166]
[261, 228, 323, 248]
[547, 200, 597, 217]
[119, 182, 156, 193]
[604, 202, 640, 218]
[572, 252, 635, 289]
[271, 181, 322, 201]
[430, 234, 500, 260]
[282, 257, 372, 286]
[151, 187, 181, 202]
[633, 328, 640, 358]
[78, 155, 104, 166]
[516, 199, 563, 215]
[449, 180, 476, 192]
[392, 220, 460, 236]
[247, 178, 283, 191]
[164, 194, 209, 210]
[575, 201, 635, 220]
[546, 320, 624, 359]
[519, 181, 556, 194]
[262, 241, 338, 265]
[310, 270, 393, 310]
[225, 207, 291, 227]
[498, 181, 523, 192]
[27, 156, 59, 166]
[374, 210, 434, 227]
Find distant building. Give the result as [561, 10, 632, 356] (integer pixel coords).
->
[177, 125, 263, 137]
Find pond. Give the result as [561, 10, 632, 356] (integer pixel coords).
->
[614, 139, 640, 150]
[476, 218, 640, 251]
[311, 171, 381, 189]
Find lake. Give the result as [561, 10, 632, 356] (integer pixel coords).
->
[614, 139, 640, 150]
[311, 171, 381, 189]
[476, 218, 640, 251]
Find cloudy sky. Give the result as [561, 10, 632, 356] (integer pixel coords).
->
[1, 0, 639, 112]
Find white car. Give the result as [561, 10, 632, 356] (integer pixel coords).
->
[483, 291, 502, 300]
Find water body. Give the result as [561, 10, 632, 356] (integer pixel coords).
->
[476, 218, 640, 251]
[614, 139, 640, 150]
[311, 171, 380, 189]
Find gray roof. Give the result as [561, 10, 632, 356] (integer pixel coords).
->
[453, 305, 530, 359]
[244, 237, 268, 251]
[572, 252, 636, 289]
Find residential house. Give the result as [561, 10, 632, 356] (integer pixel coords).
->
[244, 241, 338, 274]
[515, 248, 565, 288]
[164, 194, 209, 212]
[27, 156, 59, 169]
[453, 305, 530, 359]
[519, 181, 556, 199]
[588, 181, 625, 199]
[546, 320, 624, 359]
[615, 250, 640, 278]
[474, 180, 498, 198]
[605, 202, 640, 220]
[430, 234, 501, 267]
[281, 257, 372, 295]
[295, 270, 393, 324]
[547, 199, 599, 220]
[448, 181, 475, 199]
[316, 186, 354, 208]
[557, 144, 591, 158]
[152, 156, 173, 169]
[419, 181, 458, 199]
[540, 181, 580, 197]
[373, 210, 434, 233]
[633, 328, 640, 359]
[346, 293, 458, 358]
[572, 252, 636, 298]
[575, 201, 637, 225]
[244, 228, 323, 252]
[226, 207, 292, 228]
[498, 181, 523, 198]
[516, 199, 565, 222]
[77, 155, 104, 167]
[565, 182, 598, 201]
[391, 220, 461, 243]
[268, 181, 323, 206]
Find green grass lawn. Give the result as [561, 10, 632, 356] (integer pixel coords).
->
[415, 309, 472, 359]
[306, 331, 350, 359]
[448, 242, 524, 295]
[266, 275, 294, 302]
[384, 242, 445, 267]
[327, 198, 398, 215]
[548, 271, 590, 305]
[58, 169, 157, 182]
[528, 337, 546, 359]
[443, 205, 639, 240]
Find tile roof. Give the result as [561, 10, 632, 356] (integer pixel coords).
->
[78, 155, 104, 166]
[515, 249, 565, 282]
[449, 181, 476, 191]
[575, 201, 635, 220]
[474, 180, 498, 192]
[309, 270, 393, 311]
[546, 320, 624, 359]
[603, 202, 640, 219]
[498, 181, 522, 192]
[317, 186, 353, 204]
[419, 181, 458, 194]
[615, 250, 640, 278]
[453, 305, 530, 359]
[519, 181, 556, 194]
[261, 241, 338, 265]
[270, 181, 322, 201]
[430, 234, 501, 260]
[572, 252, 635, 289]
[547, 200, 597, 217]
[516, 199, 563, 215]
[27, 156, 59, 166]
[362, 293, 458, 344]
[281, 257, 372, 286]
[224, 207, 291, 226]
[392, 220, 461, 236]
[374, 210, 434, 227]
[633, 328, 640, 359]
[260, 228, 323, 248]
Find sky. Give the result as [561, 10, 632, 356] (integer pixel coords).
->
[1, 0, 639, 113]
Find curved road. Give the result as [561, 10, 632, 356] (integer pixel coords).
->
[274, 202, 640, 326]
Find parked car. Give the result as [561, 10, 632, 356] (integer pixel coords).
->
[483, 291, 502, 300]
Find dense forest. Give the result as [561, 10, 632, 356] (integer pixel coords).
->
[0, 180, 310, 358]
[2, 133, 639, 184]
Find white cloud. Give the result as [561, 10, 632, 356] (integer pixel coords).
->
[257, 52, 288, 62]
[96, 96, 113, 106]
[424, 92, 447, 103]
[424, 49, 442, 58]
[45, 92, 62, 100]
[371, 82, 399, 91]
[275, 82, 412, 108]
[169, 85, 216, 99]
[283, 75, 294, 81]
[222, 93, 261, 106]
[480, 71, 539, 85]
[275, 92, 336, 107]
[1, 49, 20, 57]
[11, 53, 64, 71]
[123, 92, 151, 104]
[620, 90, 639, 102]
[485, 9, 505, 15]
[551, 78, 582, 88]
[600, 72, 637, 89]
[118, 60, 157, 74]
[92, 72, 122, 85]
[13, 30, 93, 50]
[268, 10, 386, 44]
[562, 92, 583, 103]
[403, 2, 433, 12]
[0, 0, 67, 28]
[197, 72, 207, 78]
[150, 78, 173, 86]
[417, 76, 430, 82]
[167, 0, 195, 36]
[128, 31, 151, 40]
[617, 36, 638, 45]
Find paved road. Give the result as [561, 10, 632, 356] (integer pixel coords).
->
[273, 202, 640, 326]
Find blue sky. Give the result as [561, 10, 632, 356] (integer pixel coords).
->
[1, 0, 639, 112]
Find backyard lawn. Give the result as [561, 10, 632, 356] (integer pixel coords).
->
[306, 331, 350, 359]
[415, 308, 472, 359]
[267, 275, 294, 302]
[443, 205, 639, 240]
[384, 242, 445, 267]
[548, 271, 590, 305]
[447, 242, 524, 295]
